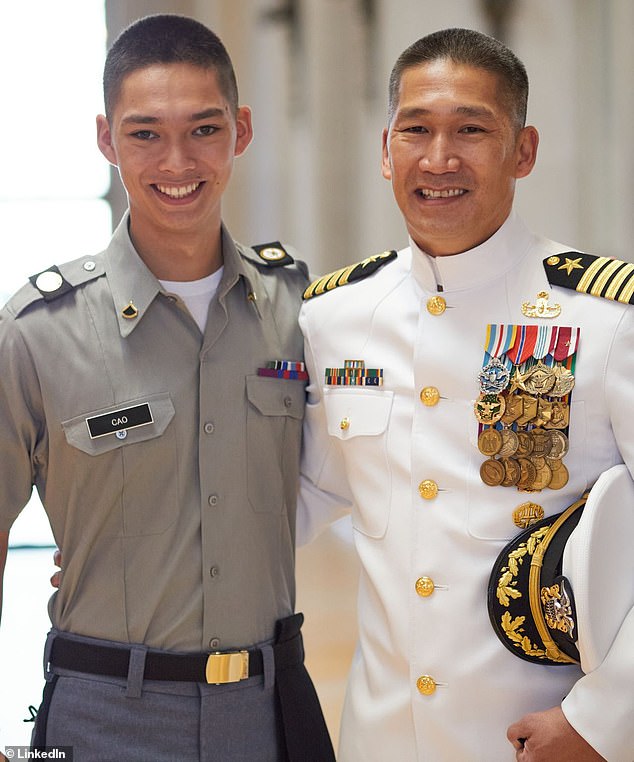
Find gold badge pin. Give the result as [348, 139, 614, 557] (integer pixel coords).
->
[121, 302, 139, 319]
[513, 501, 545, 529]
[521, 291, 561, 319]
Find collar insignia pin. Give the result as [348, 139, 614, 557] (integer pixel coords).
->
[121, 302, 139, 319]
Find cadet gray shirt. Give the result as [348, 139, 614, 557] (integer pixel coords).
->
[0, 216, 308, 651]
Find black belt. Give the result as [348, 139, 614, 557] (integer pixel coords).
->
[49, 632, 295, 684]
[43, 614, 336, 761]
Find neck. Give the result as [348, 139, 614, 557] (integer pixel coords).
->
[129, 222, 224, 282]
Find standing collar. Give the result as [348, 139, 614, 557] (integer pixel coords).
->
[409, 211, 535, 293]
[106, 213, 256, 337]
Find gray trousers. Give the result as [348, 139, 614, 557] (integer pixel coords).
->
[35, 632, 283, 762]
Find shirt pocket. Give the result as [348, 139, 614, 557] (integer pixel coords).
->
[323, 387, 394, 538]
[246, 375, 305, 514]
[61, 392, 177, 536]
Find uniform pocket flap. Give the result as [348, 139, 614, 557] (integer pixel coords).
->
[62, 393, 175, 456]
[323, 388, 394, 439]
[246, 375, 305, 420]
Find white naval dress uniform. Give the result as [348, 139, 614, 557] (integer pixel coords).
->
[298, 212, 634, 761]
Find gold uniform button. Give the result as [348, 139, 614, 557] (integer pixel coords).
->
[340, 417, 350, 431]
[420, 386, 440, 406]
[415, 576, 435, 597]
[426, 296, 446, 315]
[417, 675, 437, 696]
[418, 480, 439, 500]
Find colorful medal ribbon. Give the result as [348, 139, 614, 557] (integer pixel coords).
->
[325, 359, 384, 386]
[258, 360, 308, 380]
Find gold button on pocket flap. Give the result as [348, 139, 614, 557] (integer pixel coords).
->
[323, 387, 394, 440]
[205, 651, 249, 684]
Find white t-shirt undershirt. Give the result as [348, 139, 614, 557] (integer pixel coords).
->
[159, 267, 224, 333]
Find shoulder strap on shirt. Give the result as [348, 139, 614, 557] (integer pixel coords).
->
[544, 252, 634, 305]
[250, 241, 295, 267]
[303, 250, 397, 300]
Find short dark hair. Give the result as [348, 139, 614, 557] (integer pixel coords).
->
[388, 28, 529, 130]
[103, 14, 239, 119]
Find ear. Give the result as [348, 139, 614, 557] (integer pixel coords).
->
[234, 106, 254, 157]
[381, 127, 392, 181]
[514, 125, 539, 179]
[96, 114, 118, 167]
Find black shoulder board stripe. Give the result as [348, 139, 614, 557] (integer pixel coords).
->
[544, 252, 634, 305]
[29, 265, 74, 302]
[251, 241, 294, 267]
[303, 250, 397, 300]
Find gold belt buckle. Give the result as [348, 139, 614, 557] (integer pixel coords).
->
[205, 650, 249, 684]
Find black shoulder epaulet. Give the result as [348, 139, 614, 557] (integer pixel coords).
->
[7, 259, 104, 318]
[303, 250, 397, 300]
[250, 241, 294, 267]
[544, 252, 634, 305]
[29, 265, 75, 302]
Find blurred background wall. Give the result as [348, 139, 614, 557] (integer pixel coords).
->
[107, 0, 634, 273]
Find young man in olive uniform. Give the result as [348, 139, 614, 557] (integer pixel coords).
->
[0, 15, 333, 762]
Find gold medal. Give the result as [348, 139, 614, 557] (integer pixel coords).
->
[529, 461, 553, 491]
[546, 430, 569, 460]
[544, 400, 569, 430]
[478, 428, 503, 456]
[534, 398, 553, 427]
[498, 429, 519, 457]
[515, 394, 539, 426]
[516, 457, 538, 490]
[474, 394, 506, 425]
[501, 457, 521, 487]
[529, 428, 553, 458]
[548, 461, 569, 490]
[515, 431, 534, 457]
[522, 361, 557, 396]
[500, 393, 523, 425]
[480, 457, 506, 486]
[550, 365, 575, 397]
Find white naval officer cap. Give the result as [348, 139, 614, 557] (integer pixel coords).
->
[488, 464, 634, 673]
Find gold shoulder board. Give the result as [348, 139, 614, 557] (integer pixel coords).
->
[544, 252, 634, 305]
[303, 250, 397, 300]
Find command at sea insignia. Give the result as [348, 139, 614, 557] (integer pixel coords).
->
[303, 250, 397, 300]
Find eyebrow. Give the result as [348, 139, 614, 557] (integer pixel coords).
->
[396, 105, 496, 120]
[121, 107, 228, 125]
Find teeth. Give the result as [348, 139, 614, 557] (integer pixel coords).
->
[420, 188, 465, 198]
[156, 182, 201, 198]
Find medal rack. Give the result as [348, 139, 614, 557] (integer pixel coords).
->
[474, 324, 579, 492]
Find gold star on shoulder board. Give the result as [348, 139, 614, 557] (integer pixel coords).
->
[558, 257, 584, 276]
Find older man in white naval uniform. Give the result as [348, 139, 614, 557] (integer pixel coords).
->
[299, 28, 634, 762]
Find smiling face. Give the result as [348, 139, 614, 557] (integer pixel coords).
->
[97, 62, 252, 253]
[382, 59, 538, 256]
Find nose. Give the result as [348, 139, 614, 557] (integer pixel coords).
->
[419, 134, 459, 173]
[157, 138, 196, 174]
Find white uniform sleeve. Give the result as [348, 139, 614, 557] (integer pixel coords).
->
[297, 308, 353, 546]
[562, 307, 634, 761]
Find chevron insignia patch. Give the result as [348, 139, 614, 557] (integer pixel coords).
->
[303, 250, 397, 300]
[544, 252, 634, 305]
